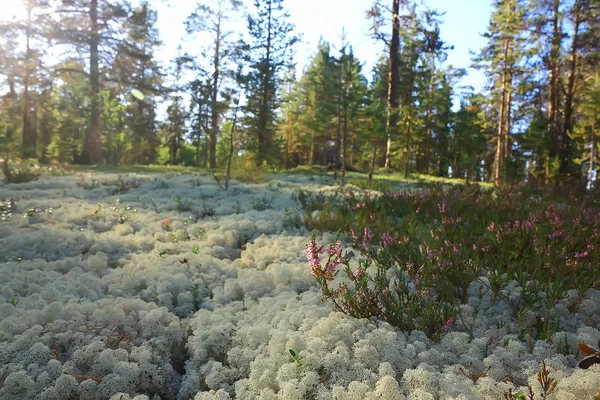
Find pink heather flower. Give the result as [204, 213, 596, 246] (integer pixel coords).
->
[442, 316, 455, 333]
[354, 268, 366, 280]
[305, 238, 322, 274]
[487, 222, 496, 231]
[522, 220, 535, 230]
[325, 259, 339, 272]
[327, 241, 342, 257]
[381, 232, 395, 247]
[547, 231, 564, 240]
[437, 200, 447, 214]
[360, 227, 373, 251]
[574, 251, 589, 259]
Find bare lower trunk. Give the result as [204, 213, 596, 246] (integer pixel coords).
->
[561, 2, 582, 175]
[384, 0, 400, 169]
[225, 101, 240, 190]
[257, 1, 273, 166]
[340, 92, 348, 187]
[368, 144, 377, 189]
[86, 0, 102, 165]
[547, 0, 561, 171]
[209, 20, 221, 169]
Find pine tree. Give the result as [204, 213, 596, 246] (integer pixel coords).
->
[164, 56, 187, 165]
[0, 0, 51, 159]
[368, 0, 403, 170]
[51, 0, 132, 164]
[116, 1, 163, 164]
[338, 46, 367, 186]
[239, 0, 299, 166]
[475, 0, 527, 185]
[278, 65, 302, 169]
[187, 0, 242, 169]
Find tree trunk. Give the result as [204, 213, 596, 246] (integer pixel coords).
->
[21, 2, 34, 159]
[561, 1, 582, 175]
[257, 0, 273, 166]
[403, 50, 416, 178]
[503, 81, 512, 182]
[333, 70, 342, 183]
[210, 20, 221, 169]
[86, 0, 102, 165]
[424, 64, 435, 175]
[309, 131, 314, 164]
[384, 0, 401, 169]
[225, 101, 240, 190]
[368, 144, 377, 189]
[547, 0, 561, 168]
[340, 73, 349, 188]
[493, 34, 510, 186]
[285, 108, 293, 169]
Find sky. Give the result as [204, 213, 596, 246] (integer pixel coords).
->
[1, 0, 492, 93]
[154, 0, 492, 93]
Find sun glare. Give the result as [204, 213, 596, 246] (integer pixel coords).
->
[1, 2, 27, 22]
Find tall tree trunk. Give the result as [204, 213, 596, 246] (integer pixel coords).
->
[384, 0, 401, 169]
[86, 0, 102, 165]
[493, 34, 510, 186]
[196, 95, 203, 167]
[561, 1, 582, 175]
[368, 144, 377, 189]
[257, 0, 273, 166]
[225, 101, 240, 190]
[21, 2, 34, 159]
[503, 80, 512, 182]
[39, 99, 50, 163]
[340, 69, 350, 187]
[210, 20, 221, 169]
[309, 131, 314, 164]
[404, 105, 412, 178]
[285, 111, 292, 168]
[547, 0, 561, 169]
[333, 70, 342, 182]
[403, 50, 416, 178]
[424, 65, 435, 175]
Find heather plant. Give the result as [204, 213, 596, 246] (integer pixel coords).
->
[306, 234, 456, 341]
[174, 195, 194, 212]
[251, 194, 272, 211]
[102, 176, 140, 194]
[302, 182, 600, 342]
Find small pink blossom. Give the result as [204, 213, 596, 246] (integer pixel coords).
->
[305, 237, 323, 275]
[381, 232, 396, 248]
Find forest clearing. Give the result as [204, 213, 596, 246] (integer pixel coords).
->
[1, 0, 600, 398]
[0, 168, 599, 399]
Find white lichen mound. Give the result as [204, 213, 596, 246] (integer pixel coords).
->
[0, 171, 598, 399]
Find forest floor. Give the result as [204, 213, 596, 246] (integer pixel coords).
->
[0, 168, 599, 400]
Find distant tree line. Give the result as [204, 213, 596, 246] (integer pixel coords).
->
[0, 0, 598, 186]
